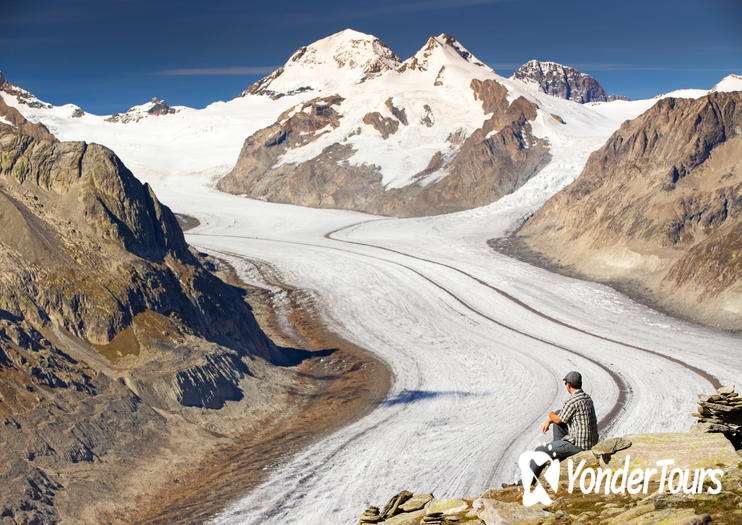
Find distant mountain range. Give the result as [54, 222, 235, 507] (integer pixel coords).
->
[3, 31, 737, 218]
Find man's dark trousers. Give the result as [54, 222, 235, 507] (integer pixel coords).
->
[529, 414, 584, 481]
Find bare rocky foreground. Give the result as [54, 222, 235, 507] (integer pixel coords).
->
[355, 431, 742, 524]
[353, 387, 742, 524]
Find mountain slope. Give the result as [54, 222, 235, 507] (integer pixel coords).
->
[516, 91, 742, 330]
[0, 107, 299, 523]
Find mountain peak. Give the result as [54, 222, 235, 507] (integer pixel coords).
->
[240, 29, 401, 98]
[711, 73, 742, 93]
[511, 59, 628, 103]
[400, 33, 487, 73]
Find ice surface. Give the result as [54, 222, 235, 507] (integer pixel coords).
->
[139, 175, 740, 525]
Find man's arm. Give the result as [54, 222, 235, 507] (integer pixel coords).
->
[541, 411, 563, 434]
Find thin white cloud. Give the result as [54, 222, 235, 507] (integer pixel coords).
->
[156, 66, 277, 76]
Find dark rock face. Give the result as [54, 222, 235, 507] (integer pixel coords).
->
[105, 97, 177, 123]
[146, 97, 176, 116]
[512, 60, 628, 103]
[0, 110, 293, 520]
[363, 111, 400, 139]
[218, 79, 551, 217]
[518, 92, 742, 330]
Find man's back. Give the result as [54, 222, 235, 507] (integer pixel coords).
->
[560, 389, 599, 450]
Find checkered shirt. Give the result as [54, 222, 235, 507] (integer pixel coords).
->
[560, 389, 599, 450]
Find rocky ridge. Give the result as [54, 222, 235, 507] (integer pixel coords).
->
[516, 91, 742, 331]
[0, 105, 301, 523]
[512, 60, 628, 103]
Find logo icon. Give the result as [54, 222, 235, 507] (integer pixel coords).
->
[518, 451, 561, 506]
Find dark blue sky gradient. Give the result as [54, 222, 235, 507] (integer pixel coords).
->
[1, 0, 741, 113]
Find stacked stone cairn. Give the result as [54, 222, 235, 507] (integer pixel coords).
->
[693, 384, 742, 434]
[358, 491, 435, 524]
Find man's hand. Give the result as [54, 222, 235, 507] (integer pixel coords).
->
[542, 411, 563, 434]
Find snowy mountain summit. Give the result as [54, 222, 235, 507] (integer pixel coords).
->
[239, 29, 402, 99]
[512, 59, 628, 103]
[711, 73, 742, 93]
[399, 33, 488, 73]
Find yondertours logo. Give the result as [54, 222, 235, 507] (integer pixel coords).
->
[517, 451, 724, 507]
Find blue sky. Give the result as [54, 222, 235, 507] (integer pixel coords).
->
[1, 0, 740, 113]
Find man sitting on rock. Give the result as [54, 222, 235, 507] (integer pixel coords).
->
[530, 371, 599, 480]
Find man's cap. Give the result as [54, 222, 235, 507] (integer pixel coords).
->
[563, 371, 582, 388]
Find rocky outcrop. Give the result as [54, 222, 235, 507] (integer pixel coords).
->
[363, 112, 400, 139]
[219, 79, 550, 217]
[0, 112, 298, 522]
[356, 429, 741, 525]
[512, 59, 628, 103]
[146, 97, 176, 116]
[105, 97, 177, 123]
[516, 91, 742, 330]
[692, 385, 742, 434]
